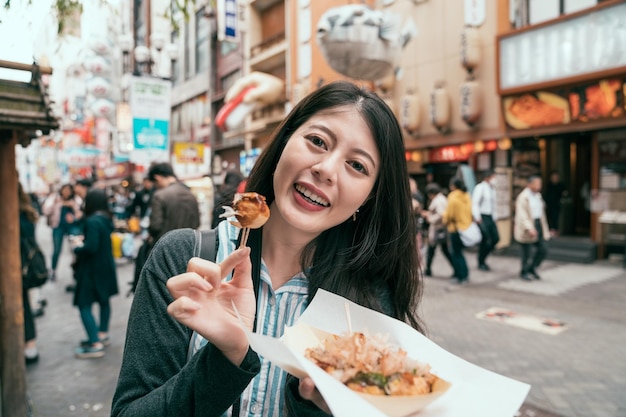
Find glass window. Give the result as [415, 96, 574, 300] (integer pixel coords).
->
[221, 41, 238, 56]
[196, 8, 209, 74]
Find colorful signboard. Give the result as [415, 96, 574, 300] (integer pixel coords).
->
[503, 78, 626, 130]
[129, 76, 172, 164]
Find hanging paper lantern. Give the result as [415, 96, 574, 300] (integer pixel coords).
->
[88, 37, 112, 56]
[460, 26, 481, 71]
[87, 77, 112, 98]
[91, 98, 116, 119]
[430, 84, 451, 132]
[400, 91, 421, 134]
[84, 55, 112, 76]
[460, 79, 482, 126]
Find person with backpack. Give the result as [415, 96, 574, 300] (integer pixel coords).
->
[112, 81, 424, 416]
[19, 182, 43, 365]
[71, 189, 119, 359]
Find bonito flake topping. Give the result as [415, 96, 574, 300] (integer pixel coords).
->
[304, 332, 437, 396]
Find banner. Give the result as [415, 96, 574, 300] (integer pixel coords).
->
[129, 76, 172, 165]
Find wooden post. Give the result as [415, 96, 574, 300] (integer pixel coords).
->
[0, 129, 28, 417]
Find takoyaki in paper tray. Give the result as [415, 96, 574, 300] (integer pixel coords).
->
[245, 290, 530, 417]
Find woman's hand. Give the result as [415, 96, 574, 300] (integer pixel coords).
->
[298, 378, 331, 415]
[166, 247, 254, 365]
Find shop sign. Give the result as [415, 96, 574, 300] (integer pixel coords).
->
[464, 0, 485, 26]
[502, 77, 626, 130]
[174, 142, 204, 164]
[97, 162, 131, 180]
[429, 144, 474, 163]
[62, 147, 101, 167]
[498, 2, 626, 92]
[217, 0, 240, 42]
[129, 76, 171, 165]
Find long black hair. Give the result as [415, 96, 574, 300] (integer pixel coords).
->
[245, 81, 423, 332]
[83, 189, 112, 217]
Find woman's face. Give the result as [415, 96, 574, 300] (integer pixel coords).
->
[271, 106, 380, 235]
[60, 186, 72, 200]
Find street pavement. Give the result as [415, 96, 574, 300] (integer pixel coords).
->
[24, 219, 626, 417]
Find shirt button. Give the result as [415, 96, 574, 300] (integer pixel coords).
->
[250, 403, 261, 414]
[268, 296, 275, 306]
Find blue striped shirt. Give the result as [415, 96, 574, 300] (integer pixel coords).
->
[190, 222, 309, 417]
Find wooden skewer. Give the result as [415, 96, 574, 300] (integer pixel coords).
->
[344, 301, 353, 334]
[239, 227, 251, 248]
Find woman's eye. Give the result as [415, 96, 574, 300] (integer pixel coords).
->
[307, 135, 326, 149]
[349, 161, 367, 174]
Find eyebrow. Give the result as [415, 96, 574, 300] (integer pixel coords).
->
[309, 123, 377, 169]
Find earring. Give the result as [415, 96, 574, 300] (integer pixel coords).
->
[352, 209, 359, 222]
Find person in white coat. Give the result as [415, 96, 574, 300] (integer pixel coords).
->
[472, 170, 499, 271]
[421, 183, 453, 277]
[514, 175, 550, 281]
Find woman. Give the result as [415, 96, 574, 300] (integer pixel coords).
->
[42, 183, 81, 281]
[19, 182, 41, 365]
[72, 189, 119, 359]
[112, 81, 423, 416]
[442, 177, 472, 283]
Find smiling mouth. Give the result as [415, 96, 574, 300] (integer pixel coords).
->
[294, 184, 330, 207]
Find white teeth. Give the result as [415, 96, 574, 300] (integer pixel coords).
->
[295, 184, 329, 206]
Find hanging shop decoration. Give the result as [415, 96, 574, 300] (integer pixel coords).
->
[87, 77, 113, 98]
[460, 77, 482, 126]
[460, 26, 481, 72]
[316, 4, 417, 81]
[430, 83, 451, 132]
[400, 91, 420, 135]
[84, 55, 112, 76]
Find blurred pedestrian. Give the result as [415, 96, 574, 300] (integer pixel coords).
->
[147, 162, 200, 244]
[543, 171, 566, 237]
[111, 185, 130, 221]
[212, 169, 244, 228]
[126, 177, 154, 221]
[42, 183, 81, 281]
[74, 178, 92, 207]
[19, 182, 41, 365]
[72, 189, 119, 359]
[443, 177, 473, 284]
[129, 163, 201, 296]
[514, 175, 550, 281]
[421, 182, 453, 277]
[472, 170, 499, 271]
[409, 177, 425, 257]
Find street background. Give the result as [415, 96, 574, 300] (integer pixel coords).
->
[25, 219, 626, 417]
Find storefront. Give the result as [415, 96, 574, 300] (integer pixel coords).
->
[497, 1, 626, 259]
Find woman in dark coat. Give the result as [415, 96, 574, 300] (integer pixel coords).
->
[72, 189, 119, 359]
[19, 182, 40, 365]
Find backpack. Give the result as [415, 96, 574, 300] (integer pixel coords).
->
[21, 237, 48, 289]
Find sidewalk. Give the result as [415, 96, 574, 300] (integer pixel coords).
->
[24, 219, 626, 417]
[26, 219, 135, 417]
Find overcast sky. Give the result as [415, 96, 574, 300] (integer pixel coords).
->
[0, 0, 53, 80]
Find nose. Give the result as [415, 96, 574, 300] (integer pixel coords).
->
[312, 156, 338, 184]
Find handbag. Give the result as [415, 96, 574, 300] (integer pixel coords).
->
[435, 227, 448, 243]
[21, 237, 48, 289]
[459, 222, 482, 247]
